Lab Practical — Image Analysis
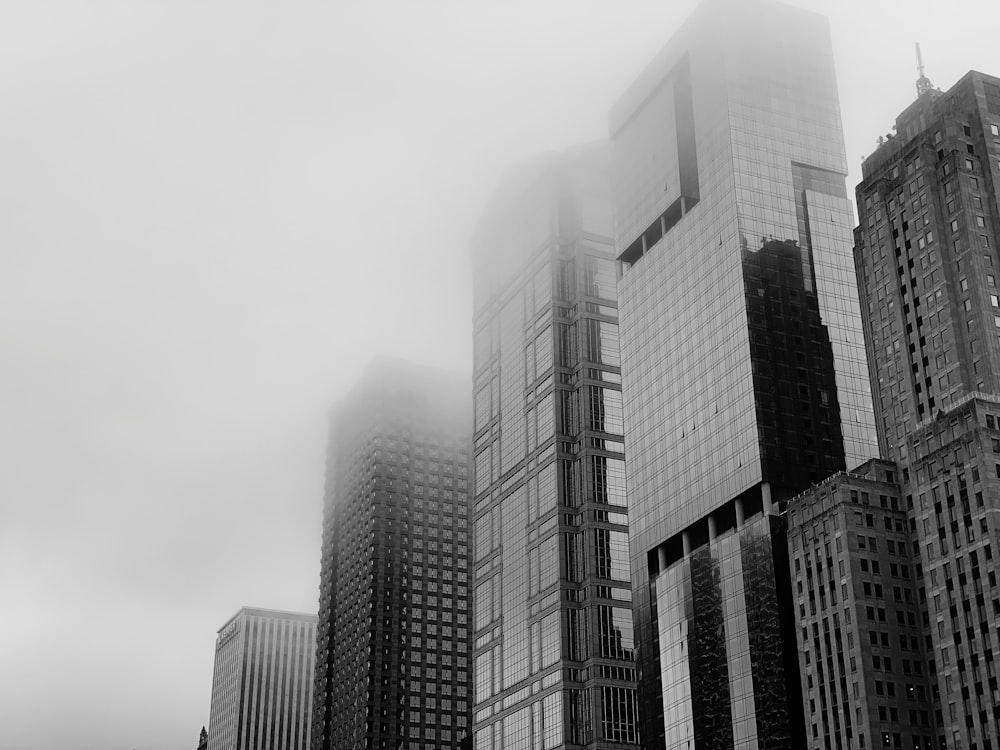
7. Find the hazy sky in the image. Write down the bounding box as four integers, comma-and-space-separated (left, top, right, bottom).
1, 2, 998, 749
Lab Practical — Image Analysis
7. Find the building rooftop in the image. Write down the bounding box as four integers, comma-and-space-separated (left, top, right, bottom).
216, 606, 318, 634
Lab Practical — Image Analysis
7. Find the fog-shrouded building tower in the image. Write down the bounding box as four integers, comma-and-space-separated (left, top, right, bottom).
470, 143, 639, 749
851, 68, 1000, 749
207, 607, 317, 750
609, 1, 878, 747
312, 360, 472, 750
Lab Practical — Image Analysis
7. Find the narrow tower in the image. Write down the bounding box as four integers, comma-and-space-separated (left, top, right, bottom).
312, 359, 472, 750
470, 143, 640, 749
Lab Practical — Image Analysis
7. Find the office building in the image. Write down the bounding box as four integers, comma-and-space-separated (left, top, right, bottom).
312, 360, 471, 750
609, 1, 877, 746
852, 68, 1000, 749
470, 143, 639, 749
855, 70, 1000, 459
207, 607, 317, 750
787, 461, 939, 749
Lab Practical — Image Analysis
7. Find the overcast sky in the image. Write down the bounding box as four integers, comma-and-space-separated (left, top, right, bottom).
1, 2, 998, 749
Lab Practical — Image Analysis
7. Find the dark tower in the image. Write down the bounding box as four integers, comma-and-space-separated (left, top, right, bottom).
853, 67, 1000, 750
312, 359, 472, 750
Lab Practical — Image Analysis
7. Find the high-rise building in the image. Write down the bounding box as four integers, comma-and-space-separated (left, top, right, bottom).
312, 360, 472, 750
207, 607, 317, 750
786, 461, 940, 749
855, 70, 1000, 458
470, 143, 639, 749
851, 68, 1000, 750
609, 1, 878, 747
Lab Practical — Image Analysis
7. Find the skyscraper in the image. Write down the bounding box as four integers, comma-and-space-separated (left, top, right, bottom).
470, 143, 639, 749
207, 607, 317, 750
609, 1, 877, 746
312, 360, 472, 750
856, 69, 1000, 459
851, 68, 1000, 750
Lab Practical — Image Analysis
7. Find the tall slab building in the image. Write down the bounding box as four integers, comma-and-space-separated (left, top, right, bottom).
312, 360, 472, 750
851, 68, 1000, 749
470, 143, 639, 749
609, 1, 877, 747
208, 607, 317, 750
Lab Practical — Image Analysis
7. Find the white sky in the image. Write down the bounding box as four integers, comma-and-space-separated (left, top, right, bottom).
1, 2, 997, 749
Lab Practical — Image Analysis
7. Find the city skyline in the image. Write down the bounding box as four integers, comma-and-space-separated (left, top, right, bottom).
4, 2, 1000, 749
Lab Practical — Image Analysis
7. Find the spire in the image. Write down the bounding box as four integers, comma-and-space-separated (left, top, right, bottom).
915, 42, 934, 97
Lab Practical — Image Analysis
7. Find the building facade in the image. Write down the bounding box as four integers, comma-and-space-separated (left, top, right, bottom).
852, 69, 1000, 750
208, 607, 317, 750
470, 143, 639, 749
787, 461, 939, 749
312, 360, 472, 750
609, 1, 878, 747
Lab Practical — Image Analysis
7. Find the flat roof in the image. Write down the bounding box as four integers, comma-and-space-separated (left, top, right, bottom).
216, 606, 318, 634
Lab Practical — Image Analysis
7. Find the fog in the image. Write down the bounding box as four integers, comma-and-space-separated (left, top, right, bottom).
1, 1, 997, 748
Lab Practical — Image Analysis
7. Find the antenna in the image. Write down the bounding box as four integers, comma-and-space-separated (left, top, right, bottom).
915, 42, 933, 97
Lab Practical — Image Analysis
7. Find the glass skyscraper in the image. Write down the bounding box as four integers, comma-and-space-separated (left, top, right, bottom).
312, 359, 472, 750
470, 143, 639, 749
610, 1, 877, 747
